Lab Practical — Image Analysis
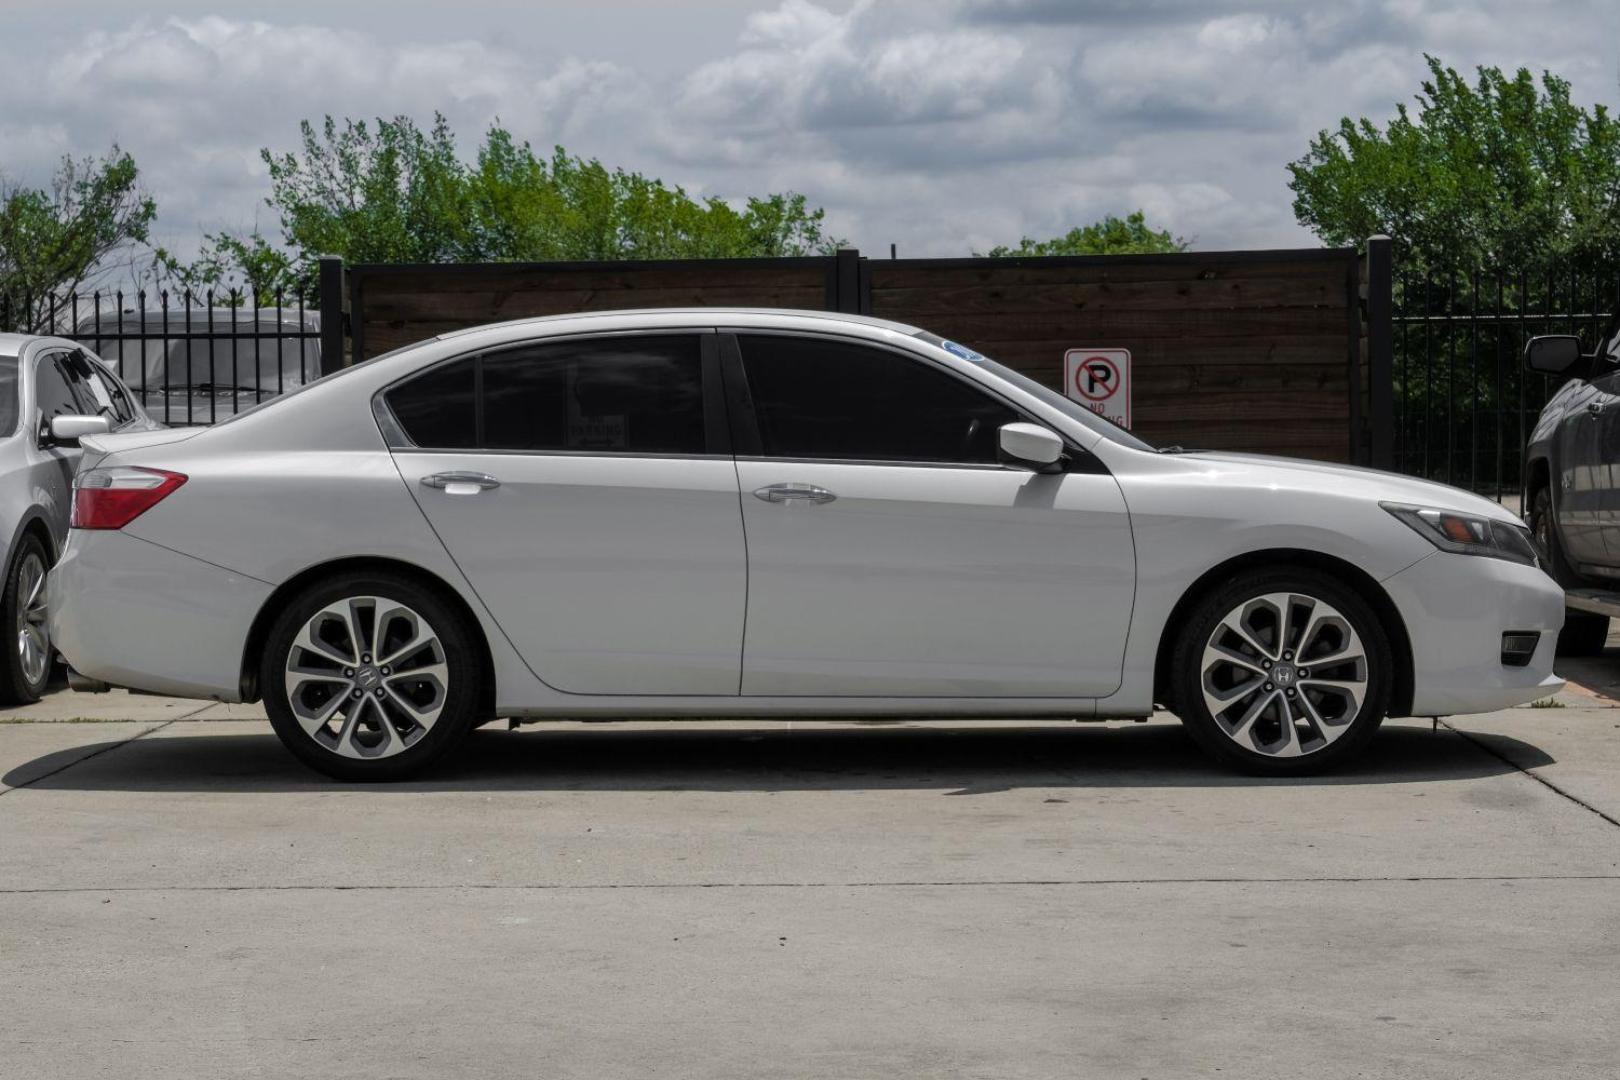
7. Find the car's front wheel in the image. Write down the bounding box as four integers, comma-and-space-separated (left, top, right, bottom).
1170, 569, 1392, 776
1528, 485, 1607, 656
0, 533, 53, 706
261, 573, 482, 781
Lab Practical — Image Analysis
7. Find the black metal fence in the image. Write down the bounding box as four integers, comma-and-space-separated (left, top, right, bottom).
0, 258, 345, 426
1367, 237, 1619, 501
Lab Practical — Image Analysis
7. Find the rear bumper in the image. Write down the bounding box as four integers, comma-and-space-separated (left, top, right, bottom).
49, 529, 271, 701
1383, 551, 1565, 715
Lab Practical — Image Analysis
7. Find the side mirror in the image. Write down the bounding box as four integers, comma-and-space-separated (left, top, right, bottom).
45, 414, 111, 448
998, 421, 1065, 471
1524, 335, 1587, 377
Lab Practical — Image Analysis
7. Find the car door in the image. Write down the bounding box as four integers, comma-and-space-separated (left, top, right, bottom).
1557, 370, 1619, 568
1587, 329, 1620, 566
727, 331, 1135, 698
385, 331, 748, 696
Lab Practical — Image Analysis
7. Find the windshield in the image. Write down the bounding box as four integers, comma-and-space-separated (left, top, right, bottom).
910, 332, 1156, 452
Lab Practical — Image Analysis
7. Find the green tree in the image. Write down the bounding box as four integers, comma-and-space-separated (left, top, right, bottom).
152, 230, 305, 301
982, 211, 1187, 257
0, 149, 156, 331
253, 115, 838, 276
1288, 55, 1620, 266
261, 114, 472, 266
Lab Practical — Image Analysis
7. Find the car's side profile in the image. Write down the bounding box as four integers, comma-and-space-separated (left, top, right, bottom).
1523, 319, 1620, 653
49, 310, 1563, 780
0, 334, 158, 703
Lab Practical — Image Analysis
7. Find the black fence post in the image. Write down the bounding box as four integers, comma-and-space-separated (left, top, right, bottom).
1365, 235, 1395, 470
318, 256, 346, 374
832, 247, 863, 314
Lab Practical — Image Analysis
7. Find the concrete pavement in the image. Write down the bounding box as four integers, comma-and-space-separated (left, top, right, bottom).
1, 684, 1617, 1077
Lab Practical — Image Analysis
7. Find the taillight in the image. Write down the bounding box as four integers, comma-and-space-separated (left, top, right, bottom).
72, 467, 188, 529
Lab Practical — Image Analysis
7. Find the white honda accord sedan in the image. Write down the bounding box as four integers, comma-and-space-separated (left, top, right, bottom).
49, 309, 1563, 780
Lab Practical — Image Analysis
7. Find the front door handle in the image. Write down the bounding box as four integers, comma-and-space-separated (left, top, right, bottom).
753, 482, 836, 505
420, 471, 501, 495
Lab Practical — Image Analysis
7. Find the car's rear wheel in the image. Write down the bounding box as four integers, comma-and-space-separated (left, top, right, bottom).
0, 534, 52, 706
261, 573, 482, 781
1170, 569, 1391, 776
1528, 485, 1608, 656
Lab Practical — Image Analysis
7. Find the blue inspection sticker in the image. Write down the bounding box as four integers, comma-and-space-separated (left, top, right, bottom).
940, 340, 985, 362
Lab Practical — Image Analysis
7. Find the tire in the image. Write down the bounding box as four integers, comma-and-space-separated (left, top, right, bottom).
0, 533, 52, 706
1556, 611, 1609, 657
1528, 485, 1609, 656
1528, 485, 1578, 584
1169, 568, 1392, 776
261, 573, 482, 781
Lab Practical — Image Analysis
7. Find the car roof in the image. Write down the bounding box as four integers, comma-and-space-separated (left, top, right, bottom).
0, 333, 81, 360
432, 307, 927, 344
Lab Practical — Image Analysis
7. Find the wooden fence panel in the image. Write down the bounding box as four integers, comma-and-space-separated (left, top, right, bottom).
867, 251, 1360, 462
352, 259, 834, 360
349, 247, 1363, 462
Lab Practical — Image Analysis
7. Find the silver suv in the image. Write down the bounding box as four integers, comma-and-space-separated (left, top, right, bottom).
1523, 318, 1620, 654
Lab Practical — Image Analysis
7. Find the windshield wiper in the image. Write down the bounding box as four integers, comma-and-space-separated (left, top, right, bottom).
153, 382, 267, 394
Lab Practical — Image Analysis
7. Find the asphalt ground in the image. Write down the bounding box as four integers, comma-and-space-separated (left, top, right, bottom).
1, 661, 1617, 1079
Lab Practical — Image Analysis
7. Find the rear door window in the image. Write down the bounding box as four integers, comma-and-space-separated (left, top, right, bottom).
385, 357, 478, 450
481, 335, 704, 454
384, 335, 707, 455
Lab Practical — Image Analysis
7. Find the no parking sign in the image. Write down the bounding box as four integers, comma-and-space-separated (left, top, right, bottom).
1063, 348, 1131, 428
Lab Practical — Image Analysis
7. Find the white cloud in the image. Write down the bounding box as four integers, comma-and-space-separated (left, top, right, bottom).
1, 0, 1617, 263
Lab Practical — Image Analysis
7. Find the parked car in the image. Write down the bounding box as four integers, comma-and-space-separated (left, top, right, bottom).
1522, 319, 1620, 654
50, 310, 1562, 780
0, 334, 159, 703
73, 306, 321, 425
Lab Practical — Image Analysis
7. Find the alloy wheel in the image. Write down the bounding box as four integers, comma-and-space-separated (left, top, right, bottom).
283, 596, 450, 759
15, 552, 48, 688
1531, 491, 1551, 553
1199, 591, 1369, 758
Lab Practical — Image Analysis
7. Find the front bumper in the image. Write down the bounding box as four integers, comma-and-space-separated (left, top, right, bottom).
49, 529, 272, 701
1382, 550, 1564, 716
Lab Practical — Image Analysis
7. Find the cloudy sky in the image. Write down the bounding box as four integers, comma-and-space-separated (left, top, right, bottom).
3, 0, 1618, 261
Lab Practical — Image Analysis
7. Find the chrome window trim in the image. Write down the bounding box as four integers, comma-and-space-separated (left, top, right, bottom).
387, 446, 734, 462
734, 454, 1022, 472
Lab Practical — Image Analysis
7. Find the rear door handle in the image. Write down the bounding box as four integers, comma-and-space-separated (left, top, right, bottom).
753, 482, 836, 505
420, 471, 501, 495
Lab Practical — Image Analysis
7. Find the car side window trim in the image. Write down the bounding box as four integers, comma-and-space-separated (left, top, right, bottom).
375, 328, 729, 458
716, 329, 1108, 475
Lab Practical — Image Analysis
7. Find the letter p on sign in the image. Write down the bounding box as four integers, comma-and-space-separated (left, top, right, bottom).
1063, 348, 1131, 428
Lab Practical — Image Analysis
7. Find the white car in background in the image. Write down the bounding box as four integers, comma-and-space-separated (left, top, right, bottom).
49, 309, 1562, 780
74, 305, 320, 424
0, 335, 157, 703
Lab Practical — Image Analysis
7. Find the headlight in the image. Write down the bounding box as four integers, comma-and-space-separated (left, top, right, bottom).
1381, 502, 1540, 566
